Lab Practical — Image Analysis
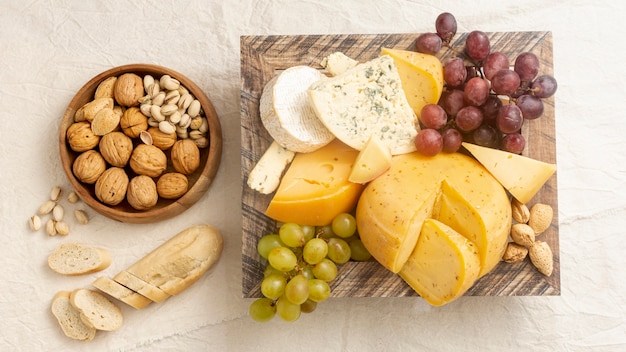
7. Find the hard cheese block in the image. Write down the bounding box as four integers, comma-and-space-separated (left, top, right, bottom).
357, 152, 511, 277
308, 55, 418, 155
462, 142, 557, 204
399, 218, 481, 307
265, 139, 364, 226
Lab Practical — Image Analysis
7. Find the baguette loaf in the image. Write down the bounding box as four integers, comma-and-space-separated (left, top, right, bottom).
50, 291, 96, 341
48, 242, 111, 275
92, 276, 152, 310
113, 270, 170, 303
69, 289, 123, 331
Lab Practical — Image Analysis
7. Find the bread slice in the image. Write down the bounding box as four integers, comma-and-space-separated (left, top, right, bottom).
92, 276, 152, 310
69, 289, 123, 331
51, 291, 97, 341
113, 270, 170, 303
48, 243, 111, 275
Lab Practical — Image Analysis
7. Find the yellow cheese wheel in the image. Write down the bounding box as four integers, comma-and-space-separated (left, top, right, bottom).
356, 152, 511, 277
265, 139, 364, 226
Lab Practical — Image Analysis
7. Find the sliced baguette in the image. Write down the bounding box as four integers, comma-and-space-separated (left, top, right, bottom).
92, 276, 152, 310
69, 289, 123, 331
113, 270, 170, 303
51, 291, 96, 341
48, 242, 111, 275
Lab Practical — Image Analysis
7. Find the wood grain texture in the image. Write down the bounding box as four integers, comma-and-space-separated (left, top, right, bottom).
240, 32, 559, 298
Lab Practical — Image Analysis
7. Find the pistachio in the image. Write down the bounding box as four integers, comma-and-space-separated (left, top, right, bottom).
187, 99, 201, 118
158, 120, 176, 135
45, 219, 57, 236
147, 117, 160, 127
50, 186, 62, 202
148, 82, 161, 99
67, 191, 79, 204
150, 105, 165, 122
140, 130, 153, 145
152, 91, 166, 106
177, 93, 193, 110
55, 221, 70, 236
74, 209, 89, 225
29, 215, 42, 231
189, 130, 204, 140
143, 75, 155, 92
164, 90, 180, 105
160, 103, 178, 117
194, 137, 209, 149
179, 113, 191, 129
160, 75, 180, 91
198, 117, 209, 133
140, 103, 152, 117
189, 116, 203, 130
169, 111, 182, 125
38, 200, 57, 215
52, 204, 65, 222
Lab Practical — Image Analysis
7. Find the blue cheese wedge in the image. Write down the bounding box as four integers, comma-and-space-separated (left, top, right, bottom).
308, 55, 418, 155
259, 66, 335, 153
321, 52, 359, 76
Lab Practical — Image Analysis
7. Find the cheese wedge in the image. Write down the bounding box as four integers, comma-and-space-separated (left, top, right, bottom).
260, 66, 334, 153
381, 47, 444, 102
308, 55, 418, 155
462, 142, 556, 204
349, 135, 392, 184
399, 219, 481, 306
265, 139, 364, 226
320, 52, 359, 76
247, 141, 296, 194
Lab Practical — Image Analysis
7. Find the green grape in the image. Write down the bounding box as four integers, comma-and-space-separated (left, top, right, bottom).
249, 298, 276, 322
261, 273, 287, 299
279, 222, 306, 247
284, 274, 309, 305
263, 264, 287, 278
276, 295, 301, 322
326, 237, 351, 264
257, 234, 283, 259
316, 224, 336, 240
312, 258, 338, 282
302, 225, 316, 243
268, 246, 297, 272
331, 213, 357, 238
303, 238, 328, 265
300, 299, 318, 314
349, 239, 372, 261
308, 279, 331, 302
301, 264, 315, 280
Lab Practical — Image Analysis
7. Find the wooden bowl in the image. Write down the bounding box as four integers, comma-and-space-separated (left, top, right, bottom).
59, 64, 222, 224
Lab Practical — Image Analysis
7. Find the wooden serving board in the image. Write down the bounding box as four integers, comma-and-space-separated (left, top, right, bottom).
240, 32, 559, 298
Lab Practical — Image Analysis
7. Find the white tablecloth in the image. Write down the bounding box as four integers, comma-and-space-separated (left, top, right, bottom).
1, 1, 625, 351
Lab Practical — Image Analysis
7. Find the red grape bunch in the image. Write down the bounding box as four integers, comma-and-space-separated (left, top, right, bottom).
413, 12, 558, 156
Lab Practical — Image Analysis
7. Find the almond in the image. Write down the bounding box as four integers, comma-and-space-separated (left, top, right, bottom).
529, 241, 553, 276
502, 242, 528, 263
510, 223, 535, 248
511, 198, 530, 223
528, 203, 553, 235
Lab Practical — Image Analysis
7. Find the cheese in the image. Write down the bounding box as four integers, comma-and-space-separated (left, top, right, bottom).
260, 66, 335, 153
320, 52, 359, 76
247, 141, 296, 194
399, 219, 481, 307
380, 48, 443, 118
265, 139, 364, 226
348, 135, 392, 184
308, 55, 418, 155
356, 152, 511, 276
462, 142, 557, 204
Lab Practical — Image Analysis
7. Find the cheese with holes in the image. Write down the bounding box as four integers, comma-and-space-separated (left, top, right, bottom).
462, 142, 556, 204
247, 141, 295, 194
308, 55, 418, 155
349, 135, 393, 184
399, 218, 481, 306
265, 139, 364, 226
260, 66, 334, 153
356, 152, 511, 277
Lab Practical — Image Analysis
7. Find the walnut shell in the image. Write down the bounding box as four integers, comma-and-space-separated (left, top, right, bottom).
126, 175, 158, 210
95, 167, 129, 206
170, 139, 200, 175
120, 107, 148, 138
156, 172, 188, 199
72, 150, 106, 184
147, 126, 177, 150
129, 144, 167, 178
99, 131, 133, 167
66, 121, 100, 152
114, 73, 144, 107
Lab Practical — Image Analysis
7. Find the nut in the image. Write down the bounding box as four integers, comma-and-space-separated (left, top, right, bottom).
72, 150, 107, 184
74, 97, 114, 123
55, 221, 70, 236
193, 137, 209, 149
99, 131, 133, 167
67, 191, 79, 203
66, 121, 100, 152
126, 175, 159, 210
52, 204, 64, 222
45, 219, 57, 236
90, 107, 121, 136
502, 242, 528, 263
510, 223, 535, 248
143, 75, 155, 93
74, 209, 89, 224
511, 198, 530, 223
139, 130, 153, 145
95, 167, 129, 206
157, 172, 189, 199
50, 186, 62, 202
120, 107, 148, 138
528, 203, 553, 235
147, 126, 176, 150
29, 215, 42, 231
171, 139, 200, 175
129, 144, 167, 178
158, 120, 176, 134
114, 73, 144, 107
38, 200, 57, 215
94, 76, 118, 100
187, 99, 201, 117
528, 241, 553, 276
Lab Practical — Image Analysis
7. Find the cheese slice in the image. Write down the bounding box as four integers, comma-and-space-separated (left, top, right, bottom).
320, 52, 359, 76
462, 142, 556, 204
247, 141, 296, 194
348, 135, 393, 184
265, 139, 364, 226
308, 55, 418, 155
260, 66, 334, 153
381, 47, 444, 101
399, 219, 481, 307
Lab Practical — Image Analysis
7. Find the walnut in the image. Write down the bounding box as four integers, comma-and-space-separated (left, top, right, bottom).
114, 73, 144, 107
170, 139, 200, 175
95, 167, 129, 206
99, 131, 133, 167
147, 126, 177, 150
156, 172, 188, 199
126, 175, 158, 210
129, 144, 167, 178
120, 107, 148, 138
66, 121, 100, 152
72, 150, 106, 184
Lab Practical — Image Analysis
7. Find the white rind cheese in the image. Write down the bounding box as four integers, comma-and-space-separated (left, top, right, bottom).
259, 66, 335, 153
308, 55, 418, 155
247, 141, 296, 194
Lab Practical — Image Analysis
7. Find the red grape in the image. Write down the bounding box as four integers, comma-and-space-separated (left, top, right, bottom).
441, 89, 466, 116
481, 95, 502, 125
472, 124, 499, 148
501, 133, 526, 154
420, 104, 448, 129
483, 52, 509, 80
435, 12, 457, 43
443, 58, 467, 88
415, 33, 442, 55
514, 52, 539, 82
441, 128, 462, 153
496, 104, 523, 133
491, 69, 521, 96
531, 75, 558, 98
464, 77, 489, 106
465, 31, 490, 61
415, 129, 443, 156
455, 106, 484, 132
516, 94, 544, 120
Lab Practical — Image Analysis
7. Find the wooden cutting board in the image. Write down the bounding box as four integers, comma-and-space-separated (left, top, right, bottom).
240, 32, 559, 298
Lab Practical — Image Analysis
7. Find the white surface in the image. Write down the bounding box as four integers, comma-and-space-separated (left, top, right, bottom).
1, 0, 625, 351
